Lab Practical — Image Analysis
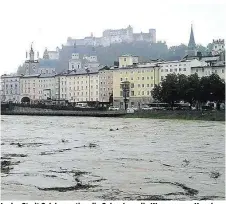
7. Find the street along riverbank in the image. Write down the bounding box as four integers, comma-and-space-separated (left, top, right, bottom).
123, 110, 225, 121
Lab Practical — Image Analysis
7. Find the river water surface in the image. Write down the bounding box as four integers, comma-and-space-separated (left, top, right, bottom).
1, 115, 225, 200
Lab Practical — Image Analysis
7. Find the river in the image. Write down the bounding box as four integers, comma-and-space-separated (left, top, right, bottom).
1, 115, 225, 200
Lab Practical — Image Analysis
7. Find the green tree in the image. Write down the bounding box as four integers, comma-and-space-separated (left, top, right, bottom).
208, 74, 225, 109
177, 74, 189, 102
151, 84, 163, 102
160, 74, 180, 107
184, 73, 200, 109
199, 76, 211, 106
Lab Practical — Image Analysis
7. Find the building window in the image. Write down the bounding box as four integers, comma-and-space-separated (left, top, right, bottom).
161, 76, 164, 80
222, 69, 224, 73
131, 91, 134, 96
170, 69, 173, 72
183, 68, 186, 71
131, 77, 133, 80
179, 68, 182, 71
215, 70, 217, 73
147, 91, 149, 95
202, 68, 204, 72
124, 58, 126, 61
131, 83, 134, 88
142, 77, 144, 80
137, 77, 140, 80
174, 68, 177, 72
142, 84, 144, 87
147, 84, 149, 87
165, 69, 168, 72
161, 69, 164, 72
147, 77, 149, 80
138, 84, 140, 88
142, 91, 144, 95
196, 69, 198, 72
138, 91, 140, 95
151, 76, 153, 79
120, 78, 123, 81
151, 84, 154, 87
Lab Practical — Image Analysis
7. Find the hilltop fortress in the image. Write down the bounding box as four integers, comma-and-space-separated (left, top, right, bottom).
66, 25, 156, 47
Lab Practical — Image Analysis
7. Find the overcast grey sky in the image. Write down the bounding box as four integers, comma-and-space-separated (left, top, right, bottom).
0, 0, 225, 75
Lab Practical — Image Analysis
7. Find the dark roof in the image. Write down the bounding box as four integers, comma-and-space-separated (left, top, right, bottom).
39, 73, 57, 78
191, 65, 225, 68
21, 74, 40, 78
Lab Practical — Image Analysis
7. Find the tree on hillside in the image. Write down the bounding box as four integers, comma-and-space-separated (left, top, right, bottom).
196, 44, 208, 55
167, 44, 187, 60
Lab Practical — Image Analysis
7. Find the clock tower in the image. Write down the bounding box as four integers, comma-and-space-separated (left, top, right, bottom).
24, 43, 39, 75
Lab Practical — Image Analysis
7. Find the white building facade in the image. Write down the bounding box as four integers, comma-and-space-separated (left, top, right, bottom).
99, 68, 113, 102
158, 59, 207, 81
20, 74, 40, 102
1, 75, 21, 102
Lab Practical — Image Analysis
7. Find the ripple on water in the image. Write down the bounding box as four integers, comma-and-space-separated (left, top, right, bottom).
1, 116, 225, 200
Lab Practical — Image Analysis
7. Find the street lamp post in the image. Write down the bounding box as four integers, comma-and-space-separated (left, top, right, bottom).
121, 81, 130, 110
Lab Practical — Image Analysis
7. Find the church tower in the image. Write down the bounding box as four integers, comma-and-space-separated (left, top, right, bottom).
24, 43, 39, 75
186, 24, 197, 56
29, 44, 35, 61
43, 47, 49, 59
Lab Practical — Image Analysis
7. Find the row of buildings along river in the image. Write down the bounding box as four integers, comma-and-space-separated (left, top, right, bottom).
1, 26, 225, 109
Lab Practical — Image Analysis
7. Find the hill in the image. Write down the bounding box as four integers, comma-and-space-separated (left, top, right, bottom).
17, 42, 211, 74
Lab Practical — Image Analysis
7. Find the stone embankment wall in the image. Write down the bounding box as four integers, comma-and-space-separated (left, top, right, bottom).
2, 106, 126, 117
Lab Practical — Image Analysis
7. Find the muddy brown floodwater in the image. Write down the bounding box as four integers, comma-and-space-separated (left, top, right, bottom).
1, 115, 225, 200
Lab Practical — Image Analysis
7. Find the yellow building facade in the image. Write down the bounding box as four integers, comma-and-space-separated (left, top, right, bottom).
119, 55, 139, 68
113, 66, 160, 108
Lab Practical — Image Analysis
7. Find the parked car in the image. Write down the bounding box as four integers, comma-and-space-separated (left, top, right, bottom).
127, 108, 135, 114
141, 106, 153, 110
202, 105, 213, 111
109, 106, 120, 111
131, 106, 138, 111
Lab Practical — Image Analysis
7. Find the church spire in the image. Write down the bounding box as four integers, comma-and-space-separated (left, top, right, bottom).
185, 24, 197, 57
29, 42, 34, 61
188, 24, 196, 49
